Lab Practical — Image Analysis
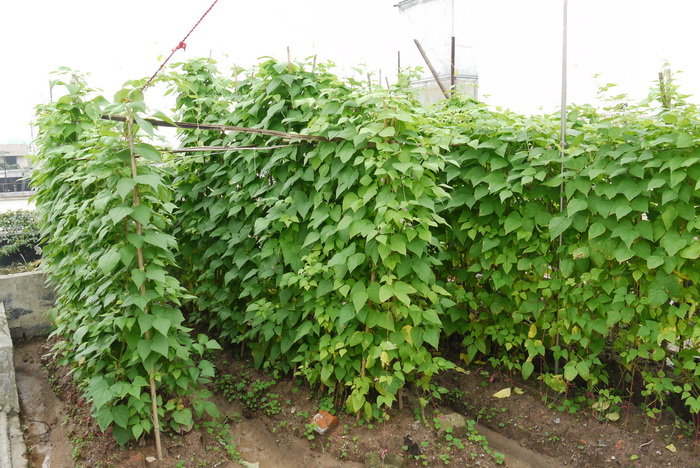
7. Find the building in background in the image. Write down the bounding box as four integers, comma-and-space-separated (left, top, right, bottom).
0, 144, 33, 194
395, 0, 478, 104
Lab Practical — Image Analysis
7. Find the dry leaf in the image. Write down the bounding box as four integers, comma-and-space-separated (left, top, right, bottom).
493, 388, 512, 398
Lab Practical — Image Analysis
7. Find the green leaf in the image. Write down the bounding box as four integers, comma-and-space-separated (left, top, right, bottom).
89, 378, 113, 409
390, 236, 407, 255
549, 216, 572, 240
99, 248, 121, 275
152, 317, 171, 336
680, 243, 700, 259
521, 361, 534, 380
393, 281, 415, 305
423, 328, 439, 349
146, 266, 167, 284
172, 408, 193, 427
676, 132, 694, 148
504, 216, 522, 234
353, 290, 368, 313
614, 246, 634, 262
151, 333, 170, 357
379, 284, 393, 303
564, 364, 578, 381
337, 142, 355, 163
379, 126, 395, 138
339, 305, 355, 327
108, 206, 133, 224
137, 339, 151, 360
567, 198, 588, 217
647, 256, 665, 269
116, 178, 136, 199
132, 422, 144, 440
134, 173, 161, 190
130, 205, 151, 225
135, 144, 162, 162
112, 405, 129, 428
138, 314, 155, 335
661, 232, 686, 256
649, 288, 668, 307
588, 222, 605, 239
143, 232, 174, 250
560, 259, 574, 277
347, 253, 366, 273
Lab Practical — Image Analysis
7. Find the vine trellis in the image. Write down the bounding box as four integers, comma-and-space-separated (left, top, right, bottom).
33, 58, 700, 446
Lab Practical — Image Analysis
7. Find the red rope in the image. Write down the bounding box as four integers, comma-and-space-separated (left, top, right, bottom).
141, 0, 220, 92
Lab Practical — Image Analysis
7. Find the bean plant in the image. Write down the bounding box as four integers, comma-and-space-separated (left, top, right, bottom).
32, 60, 700, 446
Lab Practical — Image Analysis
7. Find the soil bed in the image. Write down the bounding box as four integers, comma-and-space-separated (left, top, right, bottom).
14, 336, 700, 467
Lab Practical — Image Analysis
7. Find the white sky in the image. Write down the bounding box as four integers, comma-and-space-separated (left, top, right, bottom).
2, 0, 699, 145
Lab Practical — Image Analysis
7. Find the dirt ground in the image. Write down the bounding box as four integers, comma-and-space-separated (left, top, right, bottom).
13, 336, 700, 468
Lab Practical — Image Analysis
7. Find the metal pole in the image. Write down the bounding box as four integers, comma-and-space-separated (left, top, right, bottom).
397, 51, 401, 79
414, 39, 450, 100
554, 0, 568, 377
450, 36, 456, 94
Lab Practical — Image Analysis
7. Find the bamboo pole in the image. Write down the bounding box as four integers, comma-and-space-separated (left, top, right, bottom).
102, 115, 329, 142
126, 110, 163, 460
554, 0, 568, 377
413, 39, 450, 100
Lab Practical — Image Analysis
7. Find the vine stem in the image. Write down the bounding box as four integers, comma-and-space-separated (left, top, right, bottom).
127, 109, 163, 460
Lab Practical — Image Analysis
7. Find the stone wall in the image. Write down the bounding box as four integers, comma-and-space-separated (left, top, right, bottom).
0, 271, 53, 338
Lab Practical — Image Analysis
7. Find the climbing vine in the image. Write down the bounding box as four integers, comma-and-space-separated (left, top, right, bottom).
33, 72, 219, 446
33, 59, 700, 446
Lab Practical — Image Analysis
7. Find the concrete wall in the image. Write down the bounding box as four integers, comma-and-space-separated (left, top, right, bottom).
0, 271, 53, 338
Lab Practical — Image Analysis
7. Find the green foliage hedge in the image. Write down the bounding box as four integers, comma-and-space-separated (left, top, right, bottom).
33, 59, 700, 444
0, 209, 40, 260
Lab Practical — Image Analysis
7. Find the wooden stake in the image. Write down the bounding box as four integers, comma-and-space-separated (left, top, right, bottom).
127, 111, 163, 461
287, 47, 292, 72
312, 54, 317, 72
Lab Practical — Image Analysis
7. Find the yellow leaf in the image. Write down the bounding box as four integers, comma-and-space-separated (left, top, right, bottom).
528, 323, 538, 338
402, 325, 414, 346
493, 388, 512, 399
513, 387, 524, 395
380, 351, 390, 368
665, 443, 677, 453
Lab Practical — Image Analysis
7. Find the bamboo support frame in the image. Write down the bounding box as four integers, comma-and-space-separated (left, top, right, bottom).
102, 115, 329, 142
413, 39, 450, 100
555, 0, 568, 377
126, 111, 163, 460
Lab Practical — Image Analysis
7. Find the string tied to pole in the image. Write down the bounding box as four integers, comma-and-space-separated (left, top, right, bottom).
140, 0, 220, 92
